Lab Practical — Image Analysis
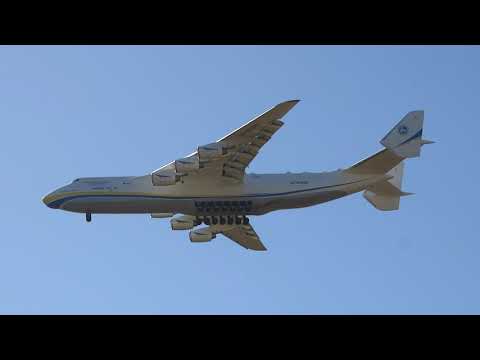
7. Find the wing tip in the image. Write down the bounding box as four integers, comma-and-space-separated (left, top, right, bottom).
275, 99, 301, 112
251, 242, 268, 251
285, 99, 301, 104
276, 99, 301, 107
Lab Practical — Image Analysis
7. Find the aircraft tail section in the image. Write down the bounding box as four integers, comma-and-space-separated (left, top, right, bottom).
348, 110, 433, 174
346, 110, 433, 211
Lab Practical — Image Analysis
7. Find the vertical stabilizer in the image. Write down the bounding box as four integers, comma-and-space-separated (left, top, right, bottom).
381, 110, 426, 158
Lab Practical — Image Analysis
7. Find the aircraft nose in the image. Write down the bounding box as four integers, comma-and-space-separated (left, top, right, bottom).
42, 193, 58, 209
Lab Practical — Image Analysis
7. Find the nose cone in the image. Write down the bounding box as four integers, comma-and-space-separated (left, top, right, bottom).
42, 193, 59, 209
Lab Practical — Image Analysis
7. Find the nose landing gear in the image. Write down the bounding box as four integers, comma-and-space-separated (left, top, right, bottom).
86, 212, 92, 222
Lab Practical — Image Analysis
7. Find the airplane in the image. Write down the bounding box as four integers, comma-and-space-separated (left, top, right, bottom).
42, 100, 433, 251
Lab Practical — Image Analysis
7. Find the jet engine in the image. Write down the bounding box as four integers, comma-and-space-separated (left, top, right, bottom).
189, 227, 216, 242
170, 215, 196, 230
175, 156, 200, 173
151, 171, 178, 186
198, 142, 229, 160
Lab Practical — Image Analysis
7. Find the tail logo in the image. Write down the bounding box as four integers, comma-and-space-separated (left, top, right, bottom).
398, 125, 409, 135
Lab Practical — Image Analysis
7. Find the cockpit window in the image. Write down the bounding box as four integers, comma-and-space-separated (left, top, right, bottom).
73, 178, 80, 182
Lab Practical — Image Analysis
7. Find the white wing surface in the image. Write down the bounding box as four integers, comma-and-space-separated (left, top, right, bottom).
152, 100, 300, 182
221, 223, 266, 251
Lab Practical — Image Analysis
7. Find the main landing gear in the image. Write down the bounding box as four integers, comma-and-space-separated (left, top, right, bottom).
198, 215, 249, 226
86, 212, 92, 222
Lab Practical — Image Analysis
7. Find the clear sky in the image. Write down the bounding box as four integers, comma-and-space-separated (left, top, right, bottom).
1, 45, 479, 314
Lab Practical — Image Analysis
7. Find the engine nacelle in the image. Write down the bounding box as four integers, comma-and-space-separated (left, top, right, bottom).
189, 227, 215, 242
175, 156, 200, 173
170, 215, 195, 230
151, 171, 178, 186
197, 142, 229, 160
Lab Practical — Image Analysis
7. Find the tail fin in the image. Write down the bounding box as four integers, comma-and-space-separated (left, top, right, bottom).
363, 162, 414, 211
380, 110, 432, 158
348, 110, 433, 174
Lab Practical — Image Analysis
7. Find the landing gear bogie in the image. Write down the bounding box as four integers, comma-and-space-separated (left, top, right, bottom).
198, 215, 249, 226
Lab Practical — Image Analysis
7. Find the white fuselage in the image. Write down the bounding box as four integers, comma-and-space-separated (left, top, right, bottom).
42, 170, 387, 216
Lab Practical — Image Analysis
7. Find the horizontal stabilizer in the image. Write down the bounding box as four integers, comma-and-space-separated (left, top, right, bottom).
363, 191, 401, 211
370, 179, 412, 197
363, 162, 412, 211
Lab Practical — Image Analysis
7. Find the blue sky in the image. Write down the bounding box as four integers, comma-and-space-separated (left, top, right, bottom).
1, 45, 479, 314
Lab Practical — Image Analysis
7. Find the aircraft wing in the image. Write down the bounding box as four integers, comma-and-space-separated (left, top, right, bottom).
152, 100, 300, 182
221, 223, 267, 251
192, 222, 266, 251
214, 99, 299, 180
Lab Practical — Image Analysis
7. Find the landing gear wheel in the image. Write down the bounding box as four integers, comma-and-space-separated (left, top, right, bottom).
219, 216, 226, 225
212, 216, 218, 225
242, 216, 249, 225
86, 212, 92, 222
204, 217, 211, 225
235, 216, 242, 225
227, 216, 234, 225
